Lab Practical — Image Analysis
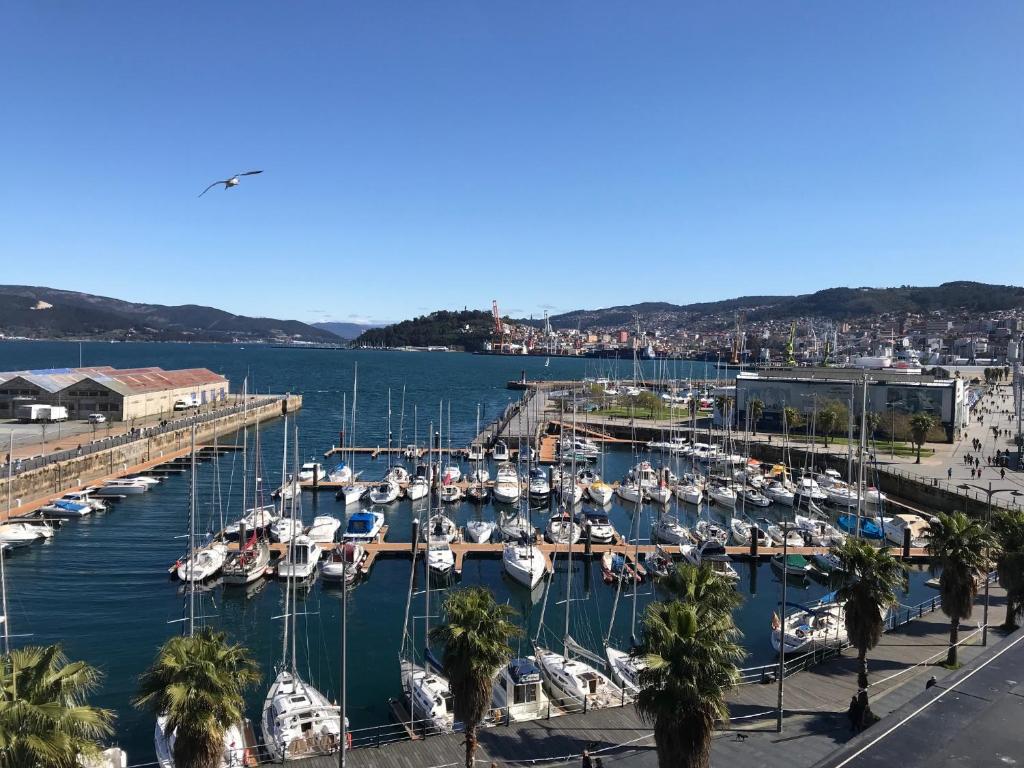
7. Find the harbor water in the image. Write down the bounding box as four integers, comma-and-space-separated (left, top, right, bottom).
0, 342, 937, 759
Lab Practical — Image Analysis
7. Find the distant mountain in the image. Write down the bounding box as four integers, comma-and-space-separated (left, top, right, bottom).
0, 285, 339, 343
311, 321, 383, 340
546, 282, 1024, 328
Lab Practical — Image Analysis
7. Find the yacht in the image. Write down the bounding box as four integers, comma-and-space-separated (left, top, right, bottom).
556, 479, 583, 507
528, 468, 551, 498
491, 441, 510, 462
321, 542, 364, 584
440, 464, 461, 484
40, 498, 92, 518
729, 516, 769, 548
497, 511, 534, 542
707, 484, 737, 509
270, 517, 304, 544
424, 514, 459, 544
837, 513, 884, 540
427, 539, 456, 577
326, 462, 353, 484
342, 510, 385, 543
535, 648, 625, 710
306, 515, 341, 545
406, 476, 429, 501
276, 535, 321, 580
262, 670, 341, 760
673, 483, 703, 506
615, 481, 644, 505
502, 539, 547, 588
95, 479, 149, 496
175, 542, 227, 582
545, 511, 581, 545
693, 519, 729, 546
761, 519, 805, 548
0, 522, 49, 546
587, 480, 614, 505
628, 461, 661, 491
492, 464, 521, 504
368, 480, 401, 505
466, 481, 490, 505
739, 486, 770, 507
604, 647, 643, 697
681, 540, 739, 581
224, 505, 277, 539
883, 513, 930, 548
492, 658, 550, 721
465, 518, 495, 543
652, 515, 690, 545
794, 513, 845, 547
469, 467, 491, 484
764, 481, 795, 506
335, 484, 366, 506
794, 477, 829, 506
647, 484, 672, 505
297, 462, 325, 483
576, 509, 617, 544
770, 553, 815, 578
402, 662, 455, 733
438, 483, 463, 504
221, 536, 271, 585
558, 437, 601, 460
771, 598, 847, 654
467, 442, 486, 462
575, 468, 597, 487
154, 716, 249, 768
54, 490, 106, 511
386, 466, 411, 485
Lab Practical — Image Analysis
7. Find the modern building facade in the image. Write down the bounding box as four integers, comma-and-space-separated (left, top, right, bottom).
734, 367, 966, 442
0, 366, 229, 422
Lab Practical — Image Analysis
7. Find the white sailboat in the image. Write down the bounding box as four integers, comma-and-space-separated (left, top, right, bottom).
306, 515, 341, 545
502, 538, 547, 588
222, 415, 272, 586
492, 463, 521, 504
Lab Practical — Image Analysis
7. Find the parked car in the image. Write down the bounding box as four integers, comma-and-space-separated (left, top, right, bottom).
87, 413, 107, 424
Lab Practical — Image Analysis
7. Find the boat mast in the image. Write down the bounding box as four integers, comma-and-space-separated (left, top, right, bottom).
398, 385, 406, 456
188, 423, 197, 634
2, 433, 12, 656
240, 378, 249, 556
350, 364, 358, 472
279, 416, 291, 668
289, 423, 300, 674
855, 373, 869, 538
386, 389, 392, 472
563, 407, 577, 658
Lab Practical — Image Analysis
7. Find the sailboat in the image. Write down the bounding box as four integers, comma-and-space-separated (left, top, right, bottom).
222, 410, 272, 586
261, 440, 341, 758
336, 365, 365, 506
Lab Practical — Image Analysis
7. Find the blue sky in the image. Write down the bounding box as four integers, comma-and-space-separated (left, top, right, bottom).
1, 2, 1021, 325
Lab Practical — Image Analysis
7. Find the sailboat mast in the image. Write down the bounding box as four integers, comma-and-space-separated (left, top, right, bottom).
240, 379, 249, 550
290, 424, 300, 673
280, 416, 291, 666
563, 409, 577, 656
855, 373, 869, 538
188, 424, 197, 635
350, 364, 358, 470
398, 385, 406, 453
425, 417, 436, 656
387, 389, 393, 471
2, 433, 12, 656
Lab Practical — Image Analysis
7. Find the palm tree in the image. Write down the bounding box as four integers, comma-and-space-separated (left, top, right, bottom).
993, 510, 1024, 630
634, 564, 744, 768
783, 406, 803, 431
816, 404, 840, 448
134, 628, 260, 768
748, 399, 764, 435
909, 412, 935, 464
926, 512, 997, 667
0, 644, 115, 767
429, 587, 522, 768
831, 539, 906, 723
662, 560, 744, 617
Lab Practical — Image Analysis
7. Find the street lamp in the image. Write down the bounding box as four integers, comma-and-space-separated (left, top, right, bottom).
956, 482, 1023, 645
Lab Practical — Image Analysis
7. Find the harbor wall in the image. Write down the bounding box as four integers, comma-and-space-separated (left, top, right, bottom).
1, 394, 301, 514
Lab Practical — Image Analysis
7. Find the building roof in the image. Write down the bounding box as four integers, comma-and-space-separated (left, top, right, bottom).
0, 366, 227, 396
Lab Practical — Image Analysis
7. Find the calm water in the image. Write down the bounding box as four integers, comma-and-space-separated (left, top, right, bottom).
0, 342, 933, 758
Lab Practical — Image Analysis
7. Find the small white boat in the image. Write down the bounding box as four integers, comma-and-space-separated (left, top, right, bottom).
730, 516, 769, 547
438, 484, 463, 504
693, 519, 729, 546
221, 537, 271, 585
673, 483, 703, 505
297, 462, 325, 483
440, 464, 461, 484
306, 515, 341, 545
326, 462, 353, 484
465, 519, 495, 543
545, 512, 581, 545
763, 520, 805, 548
402, 661, 455, 733
277, 535, 321, 580
862, 486, 887, 512
321, 542, 364, 584
740, 487, 771, 507
535, 648, 625, 709
386, 466, 411, 485
794, 477, 829, 506
557, 480, 583, 506
498, 512, 533, 541
883, 513, 930, 548
470, 467, 490, 484
406, 476, 429, 501
55, 490, 106, 511
771, 553, 815, 578
764, 481, 796, 507
492, 464, 521, 505
0, 522, 49, 545
616, 481, 643, 505
681, 540, 739, 581
176, 542, 228, 582
605, 647, 643, 697
368, 480, 400, 505
493, 658, 550, 721
576, 509, 617, 544
335, 485, 365, 506
502, 541, 547, 588
424, 514, 459, 544
224, 505, 277, 539
587, 480, 614, 505
95, 479, 149, 496
771, 599, 847, 654
427, 539, 456, 577
707, 484, 737, 509
491, 441, 510, 462
39, 499, 92, 518
154, 715, 249, 768
261, 670, 341, 760
647, 484, 672, 505
270, 517, 304, 544
794, 514, 846, 547
343, 510, 385, 542
528, 468, 551, 497
652, 515, 690, 545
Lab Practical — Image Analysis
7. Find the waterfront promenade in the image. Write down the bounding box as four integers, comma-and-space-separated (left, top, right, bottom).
293, 587, 1011, 768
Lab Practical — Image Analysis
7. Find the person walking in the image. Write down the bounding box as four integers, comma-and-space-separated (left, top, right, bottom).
948, 467, 952, 480
582, 749, 593, 768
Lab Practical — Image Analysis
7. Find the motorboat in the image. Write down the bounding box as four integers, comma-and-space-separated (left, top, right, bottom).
673, 483, 703, 505
404, 444, 420, 460
794, 514, 846, 547
558, 437, 601, 460
764, 481, 795, 507
466, 482, 490, 505
730, 516, 769, 547
39, 499, 92, 518
402, 661, 455, 733
770, 553, 815, 578
883, 513, 930, 548
439, 483, 463, 504
465, 518, 495, 543
652, 515, 690, 545
681, 540, 739, 581
54, 490, 106, 511
270, 517, 304, 544
175, 542, 227, 582
440, 464, 461, 484
824, 483, 859, 509
734, 468, 765, 488
740, 486, 771, 507
862, 486, 887, 512
326, 462, 353, 484
535, 648, 625, 709
224, 505, 277, 539
492, 464, 521, 504
587, 480, 614, 505
693, 519, 729, 546
368, 480, 400, 505
297, 462, 325, 483
277, 535, 322, 580
275, 478, 300, 501
492, 658, 550, 721
406, 476, 429, 501
469, 467, 490, 484
605, 647, 644, 697
707, 484, 737, 509
342, 510, 385, 543
427, 539, 456, 577
95, 479, 149, 496
335, 485, 366, 506
503, 540, 547, 588
491, 441, 510, 462
124, 474, 161, 487
0, 522, 49, 546
221, 535, 271, 585
557, 479, 583, 507
628, 461, 661, 490
794, 477, 829, 506
528, 468, 551, 498
837, 513, 884, 540
262, 670, 341, 760
811, 551, 845, 574
386, 466, 411, 485
321, 542, 364, 584
467, 442, 486, 461
154, 715, 249, 768
306, 515, 341, 545
576, 468, 598, 487
762, 519, 805, 548
545, 511, 581, 545
498, 512, 533, 541
771, 596, 847, 654
424, 514, 459, 544
576, 509, 617, 544
601, 551, 641, 584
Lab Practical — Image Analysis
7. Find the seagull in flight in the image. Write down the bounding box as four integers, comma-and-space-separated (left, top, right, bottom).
199, 170, 263, 197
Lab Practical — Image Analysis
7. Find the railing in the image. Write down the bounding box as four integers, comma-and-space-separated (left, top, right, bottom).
1, 395, 288, 475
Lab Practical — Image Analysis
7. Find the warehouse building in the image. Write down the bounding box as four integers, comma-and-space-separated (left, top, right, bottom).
734, 367, 967, 442
0, 366, 229, 422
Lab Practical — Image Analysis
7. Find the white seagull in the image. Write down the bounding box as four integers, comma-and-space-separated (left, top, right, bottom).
199, 170, 263, 197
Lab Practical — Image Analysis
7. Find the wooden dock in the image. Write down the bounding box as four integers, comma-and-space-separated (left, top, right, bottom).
322, 446, 425, 459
